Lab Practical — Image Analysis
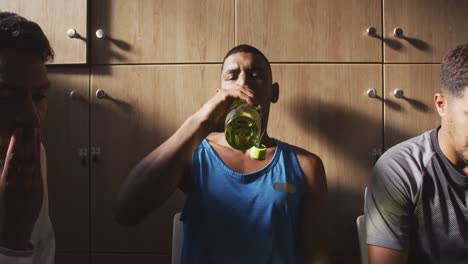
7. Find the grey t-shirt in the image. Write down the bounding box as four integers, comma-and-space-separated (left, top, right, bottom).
365, 128, 468, 263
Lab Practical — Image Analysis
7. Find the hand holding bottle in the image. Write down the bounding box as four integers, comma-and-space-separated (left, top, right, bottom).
224, 99, 262, 150
194, 84, 256, 134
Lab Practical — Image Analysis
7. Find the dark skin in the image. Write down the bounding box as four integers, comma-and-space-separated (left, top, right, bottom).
0, 50, 50, 250
115, 52, 329, 263
368, 87, 468, 263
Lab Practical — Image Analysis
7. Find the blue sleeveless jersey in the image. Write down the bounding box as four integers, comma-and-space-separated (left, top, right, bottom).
181, 138, 305, 264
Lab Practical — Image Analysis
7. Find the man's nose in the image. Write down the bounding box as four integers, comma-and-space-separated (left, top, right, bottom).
236, 72, 248, 86
16, 93, 40, 128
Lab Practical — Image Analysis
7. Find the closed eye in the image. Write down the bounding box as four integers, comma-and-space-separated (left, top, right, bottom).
32, 84, 49, 102
225, 75, 238, 81
32, 93, 46, 102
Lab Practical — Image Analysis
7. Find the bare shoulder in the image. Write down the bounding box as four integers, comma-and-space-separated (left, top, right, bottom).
290, 145, 326, 189
290, 145, 324, 175
205, 132, 225, 145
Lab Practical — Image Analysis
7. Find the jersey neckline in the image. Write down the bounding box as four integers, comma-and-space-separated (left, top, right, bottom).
201, 138, 283, 182
431, 127, 468, 187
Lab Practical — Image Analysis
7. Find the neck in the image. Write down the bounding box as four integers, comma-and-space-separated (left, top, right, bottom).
215, 130, 276, 153
259, 132, 275, 148
438, 127, 468, 176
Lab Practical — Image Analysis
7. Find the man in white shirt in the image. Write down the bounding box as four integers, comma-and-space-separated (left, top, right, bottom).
0, 11, 55, 264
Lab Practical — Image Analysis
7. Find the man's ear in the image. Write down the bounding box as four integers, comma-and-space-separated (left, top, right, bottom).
434, 92, 447, 117
271, 82, 279, 103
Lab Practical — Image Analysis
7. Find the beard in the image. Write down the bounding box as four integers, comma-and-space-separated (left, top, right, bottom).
455, 149, 468, 166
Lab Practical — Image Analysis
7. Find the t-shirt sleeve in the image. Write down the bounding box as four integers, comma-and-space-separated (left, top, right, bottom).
365, 151, 416, 251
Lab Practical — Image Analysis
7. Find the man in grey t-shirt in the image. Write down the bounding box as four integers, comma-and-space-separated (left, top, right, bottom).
365, 43, 468, 264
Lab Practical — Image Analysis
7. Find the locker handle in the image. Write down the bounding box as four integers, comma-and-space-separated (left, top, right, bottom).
366, 27, 377, 37
96, 29, 105, 39
67, 28, 78, 38
393, 27, 404, 38
393, 88, 404, 99
96, 89, 108, 100
367, 88, 377, 98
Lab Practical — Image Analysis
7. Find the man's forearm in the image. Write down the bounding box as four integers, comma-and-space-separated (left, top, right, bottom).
368, 245, 408, 264
113, 112, 211, 226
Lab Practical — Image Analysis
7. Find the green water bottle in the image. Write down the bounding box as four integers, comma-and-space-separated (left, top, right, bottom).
224, 99, 262, 151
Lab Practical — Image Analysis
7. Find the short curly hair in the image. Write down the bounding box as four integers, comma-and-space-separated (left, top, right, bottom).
440, 43, 468, 97
0, 11, 54, 62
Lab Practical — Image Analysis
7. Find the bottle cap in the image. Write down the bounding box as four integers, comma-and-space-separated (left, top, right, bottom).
250, 144, 266, 160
